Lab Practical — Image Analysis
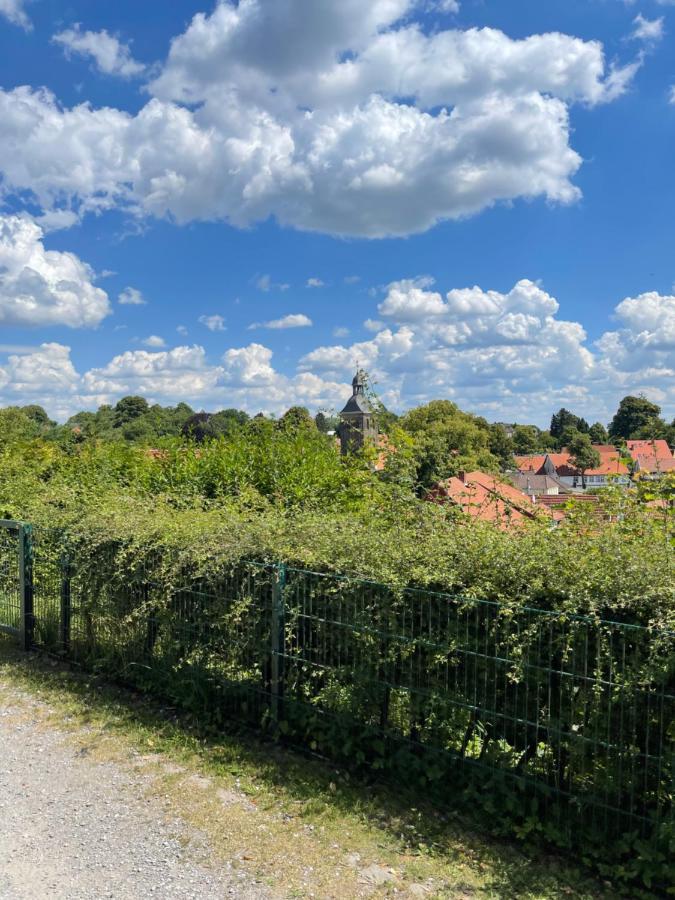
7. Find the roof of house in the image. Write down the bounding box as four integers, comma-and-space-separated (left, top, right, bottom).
510, 473, 567, 493
427, 471, 556, 528
513, 454, 549, 473
515, 447, 629, 478
555, 454, 629, 477
535, 494, 602, 518
626, 439, 673, 461
634, 454, 675, 473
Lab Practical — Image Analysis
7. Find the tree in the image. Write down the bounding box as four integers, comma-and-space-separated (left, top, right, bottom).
401, 400, 499, 488
0, 407, 41, 443
209, 409, 249, 437
567, 434, 601, 489
550, 408, 589, 448
559, 426, 582, 450
278, 406, 316, 432
487, 423, 515, 470
113, 396, 149, 428
512, 425, 541, 455
609, 396, 661, 440
314, 412, 329, 433
182, 412, 214, 443
588, 422, 609, 445
21, 405, 55, 432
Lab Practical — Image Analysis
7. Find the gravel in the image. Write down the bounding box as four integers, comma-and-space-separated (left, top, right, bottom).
0, 700, 269, 899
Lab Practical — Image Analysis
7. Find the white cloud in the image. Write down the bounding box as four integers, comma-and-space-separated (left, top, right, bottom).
176, 324, 188, 336
142, 335, 166, 348
0, 214, 111, 327
307, 278, 324, 288
249, 313, 313, 330
631, 14, 664, 43
255, 274, 290, 292
118, 287, 146, 306
431, 0, 460, 11
596, 292, 675, 374
199, 314, 226, 332
364, 318, 385, 332
52, 26, 146, 78
333, 326, 350, 338
0, 3, 640, 238
82, 345, 220, 399
0, 0, 31, 30
2, 281, 672, 423
300, 278, 674, 424
0, 343, 79, 419
220, 343, 348, 412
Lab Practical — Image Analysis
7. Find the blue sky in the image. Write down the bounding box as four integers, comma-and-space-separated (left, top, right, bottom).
0, 0, 673, 425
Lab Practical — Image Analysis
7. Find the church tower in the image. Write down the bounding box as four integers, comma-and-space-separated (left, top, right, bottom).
339, 369, 378, 455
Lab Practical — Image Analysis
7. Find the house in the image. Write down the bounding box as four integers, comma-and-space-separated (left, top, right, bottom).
633, 455, 675, 477
514, 447, 630, 490
625, 439, 673, 462
427, 470, 560, 528
509, 472, 567, 496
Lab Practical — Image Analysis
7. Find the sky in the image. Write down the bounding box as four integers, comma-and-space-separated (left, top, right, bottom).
0, 0, 674, 426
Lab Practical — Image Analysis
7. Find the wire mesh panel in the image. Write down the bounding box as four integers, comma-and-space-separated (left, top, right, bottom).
0, 521, 21, 640
31, 526, 67, 653
14, 527, 675, 873
279, 569, 674, 853
56, 542, 278, 728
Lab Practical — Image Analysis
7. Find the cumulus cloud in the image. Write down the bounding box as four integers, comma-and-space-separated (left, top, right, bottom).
2, 281, 672, 423
80, 342, 348, 417
249, 313, 313, 330
118, 287, 145, 306
0, 214, 110, 327
142, 335, 166, 348
596, 292, 675, 370
0, 343, 79, 419
306, 278, 324, 288
82, 345, 222, 402
0, 0, 31, 30
300, 278, 673, 423
631, 14, 664, 43
198, 314, 226, 332
52, 26, 146, 78
0, 2, 641, 237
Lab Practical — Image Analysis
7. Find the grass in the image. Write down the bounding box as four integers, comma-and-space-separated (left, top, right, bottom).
0, 637, 620, 900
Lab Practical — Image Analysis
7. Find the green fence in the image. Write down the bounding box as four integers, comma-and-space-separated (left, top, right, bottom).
1, 521, 673, 885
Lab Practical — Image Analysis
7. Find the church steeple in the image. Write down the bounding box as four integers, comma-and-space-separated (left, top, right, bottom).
339, 368, 378, 455
352, 369, 366, 395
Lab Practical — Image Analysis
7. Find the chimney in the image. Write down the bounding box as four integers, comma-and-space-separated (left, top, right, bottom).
457, 470, 466, 484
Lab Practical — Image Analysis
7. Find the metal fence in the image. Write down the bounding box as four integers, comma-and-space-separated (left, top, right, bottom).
0, 520, 673, 865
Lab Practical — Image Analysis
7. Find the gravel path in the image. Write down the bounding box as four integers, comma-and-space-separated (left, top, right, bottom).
0, 698, 269, 900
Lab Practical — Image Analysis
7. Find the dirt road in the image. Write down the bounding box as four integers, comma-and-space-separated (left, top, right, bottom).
0, 693, 268, 900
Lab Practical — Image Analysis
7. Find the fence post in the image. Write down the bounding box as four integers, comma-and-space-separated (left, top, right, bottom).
18, 524, 34, 651
271, 562, 287, 725
60, 551, 71, 654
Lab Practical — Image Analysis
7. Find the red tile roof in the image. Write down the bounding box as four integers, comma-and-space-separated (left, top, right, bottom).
626, 439, 673, 461
515, 447, 629, 478
634, 455, 675, 473
427, 471, 555, 528
513, 454, 549, 473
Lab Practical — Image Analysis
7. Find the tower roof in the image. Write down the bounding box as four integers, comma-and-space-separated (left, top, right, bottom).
340, 368, 373, 415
